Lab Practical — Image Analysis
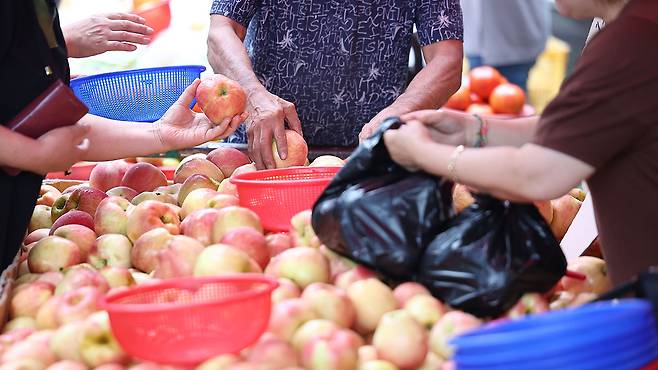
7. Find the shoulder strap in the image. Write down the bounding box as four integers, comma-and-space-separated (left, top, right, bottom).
31, 0, 60, 78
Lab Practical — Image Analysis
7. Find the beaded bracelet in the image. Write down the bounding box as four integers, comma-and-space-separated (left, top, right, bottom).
473, 114, 489, 148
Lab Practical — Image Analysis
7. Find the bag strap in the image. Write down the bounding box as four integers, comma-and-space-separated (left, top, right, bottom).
31, 0, 60, 78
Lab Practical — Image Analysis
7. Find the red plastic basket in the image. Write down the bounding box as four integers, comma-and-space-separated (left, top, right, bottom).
101, 274, 278, 366
230, 167, 340, 231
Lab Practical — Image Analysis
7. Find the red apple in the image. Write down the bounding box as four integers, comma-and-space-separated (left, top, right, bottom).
37, 185, 62, 207
347, 278, 397, 334
51, 321, 85, 362
266, 233, 293, 257
2, 331, 57, 368
196, 354, 241, 370
220, 227, 270, 269
131, 228, 173, 274
62, 186, 108, 217
46, 361, 88, 370
212, 206, 263, 242
334, 266, 376, 291
29, 205, 53, 233
358, 345, 380, 366
291, 319, 340, 352
56, 286, 103, 325
106, 186, 138, 202
273, 130, 308, 168
55, 265, 110, 295
99, 267, 136, 289
404, 295, 446, 328
50, 193, 70, 222
174, 158, 224, 185
90, 160, 132, 192
79, 312, 129, 367
268, 298, 318, 341
53, 224, 97, 259
181, 188, 220, 219
50, 210, 95, 234
373, 310, 428, 369
181, 208, 222, 246
429, 311, 481, 360
28, 237, 83, 273
178, 174, 220, 205
207, 193, 240, 210
121, 163, 168, 194
319, 245, 357, 281
95, 196, 133, 236
302, 283, 355, 328
289, 210, 320, 248
265, 247, 330, 289
193, 244, 261, 276
24, 229, 50, 245
196, 74, 247, 125
131, 192, 178, 206
231, 163, 257, 178
9, 281, 54, 319
393, 282, 431, 308
88, 234, 133, 269
207, 148, 251, 178
272, 278, 302, 304
301, 328, 363, 370
153, 235, 205, 278
126, 200, 181, 242
217, 178, 239, 198
247, 336, 298, 369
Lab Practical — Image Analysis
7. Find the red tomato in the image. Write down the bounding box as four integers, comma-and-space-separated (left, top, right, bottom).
469, 66, 504, 101
445, 77, 471, 111
470, 92, 484, 105
466, 103, 494, 116
489, 83, 526, 115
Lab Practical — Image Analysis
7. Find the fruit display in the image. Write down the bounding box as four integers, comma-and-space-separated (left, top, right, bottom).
445, 66, 528, 116
5, 145, 614, 370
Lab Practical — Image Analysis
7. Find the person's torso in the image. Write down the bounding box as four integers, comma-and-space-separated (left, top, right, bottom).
0, 0, 70, 125
243, 0, 419, 147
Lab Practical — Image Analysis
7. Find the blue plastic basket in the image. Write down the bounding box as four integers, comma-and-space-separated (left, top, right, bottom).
70, 65, 206, 122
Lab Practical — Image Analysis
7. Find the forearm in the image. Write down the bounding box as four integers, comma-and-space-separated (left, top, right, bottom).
471, 115, 540, 148
0, 127, 41, 172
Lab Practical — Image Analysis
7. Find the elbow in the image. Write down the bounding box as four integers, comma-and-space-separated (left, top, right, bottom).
509, 159, 572, 202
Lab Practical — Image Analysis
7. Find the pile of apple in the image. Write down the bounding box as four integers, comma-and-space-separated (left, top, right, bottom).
8, 139, 612, 370
445, 66, 526, 116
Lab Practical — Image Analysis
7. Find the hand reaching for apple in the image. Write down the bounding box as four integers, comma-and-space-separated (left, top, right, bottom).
156, 79, 247, 151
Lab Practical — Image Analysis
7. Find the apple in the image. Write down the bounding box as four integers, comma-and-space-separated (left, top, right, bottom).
121, 163, 168, 194
319, 245, 356, 281
268, 298, 318, 341
95, 365, 127, 370
95, 197, 132, 236
429, 311, 481, 360
79, 312, 128, 368
56, 286, 103, 325
136, 157, 164, 166
9, 281, 55, 318
53, 224, 97, 259
62, 187, 108, 218
212, 206, 263, 242
373, 310, 428, 369
24, 229, 50, 245
452, 184, 474, 214
37, 185, 62, 207
361, 361, 399, 370
14, 273, 40, 287
29, 205, 53, 233
36, 272, 64, 287
506, 293, 549, 319
28, 237, 82, 273
309, 155, 344, 168
50, 211, 95, 234
178, 174, 219, 205
0, 328, 35, 347
51, 321, 85, 362
50, 194, 70, 222
273, 130, 308, 168
131, 228, 173, 274
106, 186, 138, 202
404, 295, 446, 328
220, 227, 270, 269
127, 201, 181, 242
131, 192, 178, 206
181, 188, 220, 219
265, 247, 330, 289
570, 188, 586, 202
193, 244, 261, 276
347, 279, 397, 334
358, 345, 379, 366
217, 178, 239, 198
302, 283, 355, 328
247, 336, 298, 369
393, 282, 431, 308
272, 278, 302, 305
207, 193, 240, 210
3, 317, 37, 333
2, 331, 57, 367
35, 296, 63, 330
223, 364, 263, 370
289, 210, 320, 248
550, 192, 583, 241
560, 256, 612, 295
416, 352, 446, 370
334, 266, 376, 290
207, 148, 251, 178
154, 183, 182, 197
99, 267, 136, 289
46, 361, 87, 370
196, 74, 247, 125
231, 163, 257, 178
17, 260, 30, 276
196, 354, 241, 370
0, 359, 47, 370
88, 234, 132, 269
291, 319, 340, 352
534, 200, 554, 224
266, 233, 293, 257
181, 208, 222, 245
301, 328, 363, 370
174, 158, 224, 185
129, 269, 153, 285
90, 160, 132, 192
153, 235, 205, 278
55, 265, 110, 295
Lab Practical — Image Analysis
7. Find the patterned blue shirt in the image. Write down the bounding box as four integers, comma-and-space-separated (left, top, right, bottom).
211, 0, 463, 147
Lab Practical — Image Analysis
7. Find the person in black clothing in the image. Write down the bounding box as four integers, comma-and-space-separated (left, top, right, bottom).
0, 0, 246, 270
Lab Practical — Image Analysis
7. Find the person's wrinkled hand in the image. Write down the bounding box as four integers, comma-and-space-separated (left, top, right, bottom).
33, 124, 91, 175
383, 120, 433, 172
63, 13, 153, 58
157, 79, 246, 150
246, 91, 302, 169
400, 109, 479, 147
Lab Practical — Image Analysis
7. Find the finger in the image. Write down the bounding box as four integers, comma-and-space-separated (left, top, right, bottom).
400, 109, 443, 123
259, 124, 277, 170
177, 79, 201, 108
239, 112, 250, 122
105, 41, 138, 52
208, 117, 231, 140
272, 122, 288, 160
109, 19, 154, 35
283, 103, 303, 134
250, 127, 265, 170
108, 30, 151, 45
107, 13, 147, 25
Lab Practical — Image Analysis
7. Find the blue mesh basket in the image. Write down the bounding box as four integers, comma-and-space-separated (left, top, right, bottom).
70, 65, 206, 122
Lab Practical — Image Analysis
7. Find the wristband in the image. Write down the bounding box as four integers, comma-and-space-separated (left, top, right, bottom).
473, 114, 489, 148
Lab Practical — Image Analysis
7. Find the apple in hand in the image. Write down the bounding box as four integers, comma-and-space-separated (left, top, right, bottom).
220, 227, 270, 269
266, 247, 330, 289
273, 130, 308, 168
347, 278, 397, 334
153, 235, 205, 279
207, 147, 251, 178
53, 224, 97, 259
50, 210, 95, 234
88, 234, 133, 269
302, 283, 355, 328
196, 74, 247, 125
37, 185, 62, 207
106, 186, 138, 202
29, 205, 53, 233
121, 162, 168, 194
126, 200, 181, 242
28, 236, 82, 273
95, 196, 133, 236
79, 312, 129, 368
90, 160, 132, 192
373, 310, 428, 369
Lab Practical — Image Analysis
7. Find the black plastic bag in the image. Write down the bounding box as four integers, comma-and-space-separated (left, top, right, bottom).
312, 117, 454, 281
417, 194, 567, 317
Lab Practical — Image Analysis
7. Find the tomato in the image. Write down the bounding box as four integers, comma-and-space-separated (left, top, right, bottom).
469, 66, 504, 101
470, 92, 484, 105
445, 77, 471, 111
489, 83, 526, 115
466, 103, 494, 116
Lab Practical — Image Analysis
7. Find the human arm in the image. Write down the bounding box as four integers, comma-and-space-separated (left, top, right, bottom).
207, 13, 301, 169
63, 13, 153, 58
